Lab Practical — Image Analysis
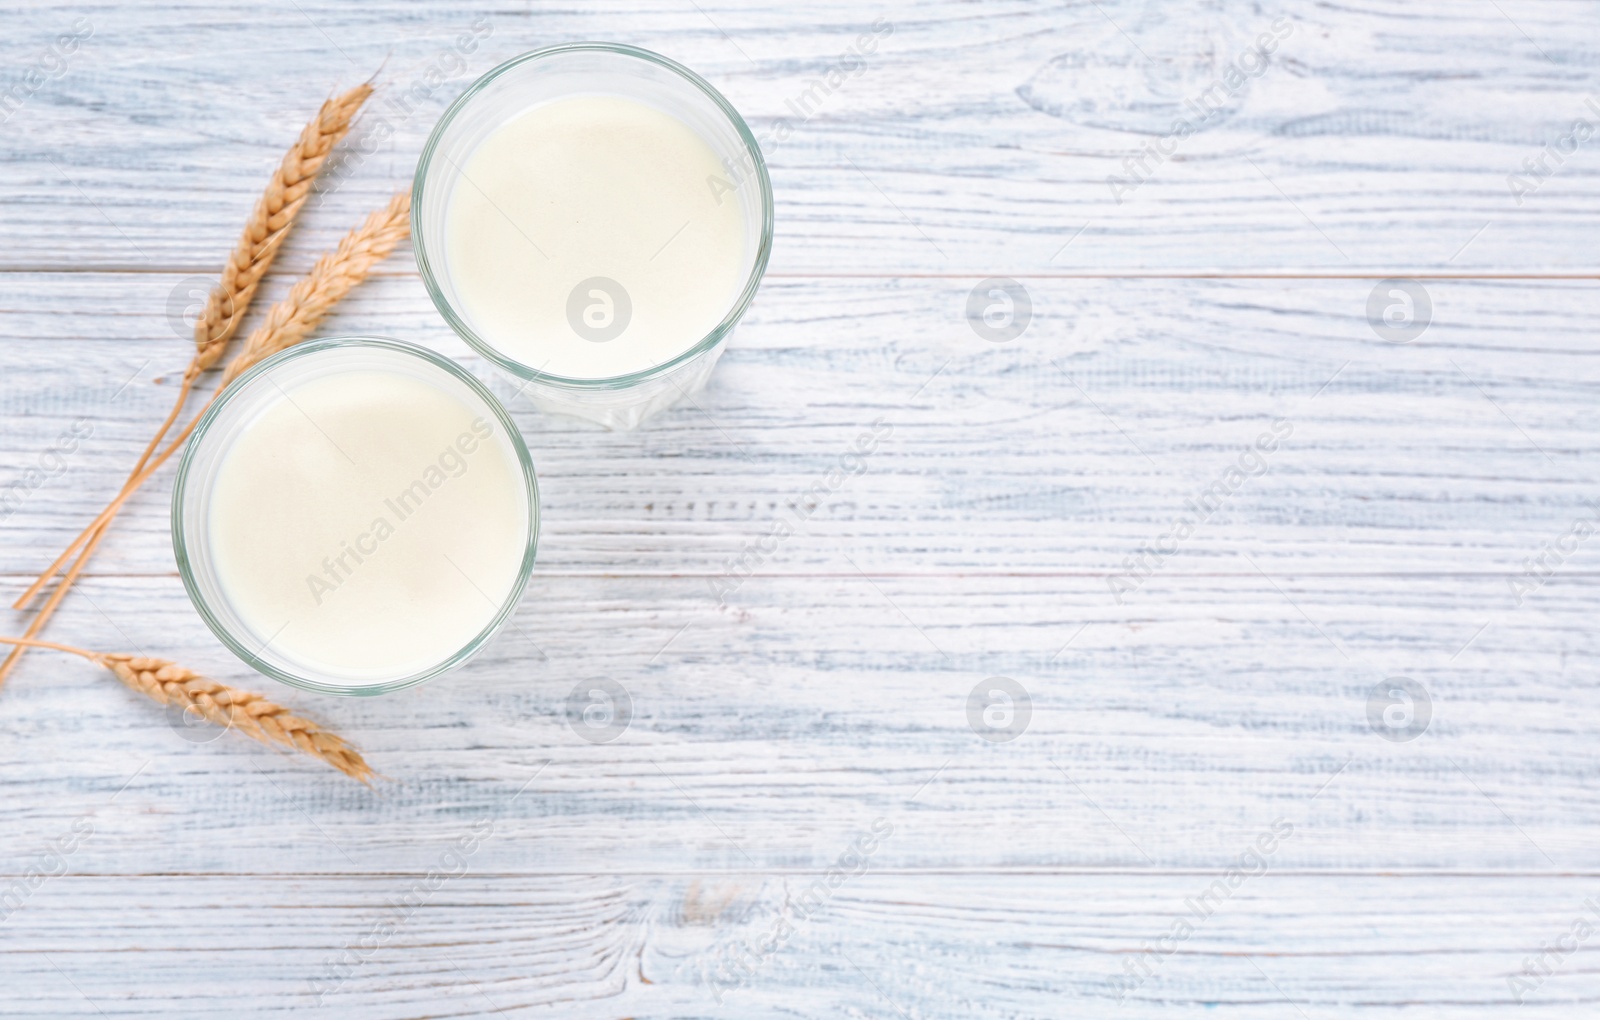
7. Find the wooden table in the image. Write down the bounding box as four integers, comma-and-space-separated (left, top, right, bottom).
3, 2, 1598, 1015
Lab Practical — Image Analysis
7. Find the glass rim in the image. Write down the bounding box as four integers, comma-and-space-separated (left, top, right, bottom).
411, 41, 775, 390
170, 335, 541, 697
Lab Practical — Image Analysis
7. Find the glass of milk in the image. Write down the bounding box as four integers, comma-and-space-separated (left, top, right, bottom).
172, 336, 540, 695
412, 43, 774, 430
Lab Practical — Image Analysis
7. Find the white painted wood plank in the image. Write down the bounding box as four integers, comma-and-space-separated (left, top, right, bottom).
1, 1, 1599, 270
0, 571, 1593, 872
2, 873, 1595, 1017
0, 272, 1595, 579
3, 1, 1600, 1013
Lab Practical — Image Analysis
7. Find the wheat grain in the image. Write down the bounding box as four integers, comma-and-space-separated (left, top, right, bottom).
0, 637, 375, 783
222, 189, 412, 384
16, 84, 374, 614
0, 191, 411, 687
193, 83, 374, 371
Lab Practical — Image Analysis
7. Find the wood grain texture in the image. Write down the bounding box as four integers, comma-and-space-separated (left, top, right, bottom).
2, 273, 1598, 579
1, 2, 1600, 272
5, 874, 1600, 1017
2, 0, 1599, 1016
0, 570, 1596, 873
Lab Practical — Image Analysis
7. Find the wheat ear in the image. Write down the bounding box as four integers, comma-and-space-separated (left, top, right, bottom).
0, 192, 412, 687
20, 190, 413, 572
0, 637, 375, 783
221, 189, 413, 384
17, 84, 374, 613
193, 83, 375, 371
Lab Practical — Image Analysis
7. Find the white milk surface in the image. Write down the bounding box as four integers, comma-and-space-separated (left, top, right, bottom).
206, 369, 527, 682
445, 94, 747, 379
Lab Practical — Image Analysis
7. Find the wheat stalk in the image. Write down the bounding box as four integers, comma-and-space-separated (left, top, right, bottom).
17, 84, 374, 614
222, 189, 413, 384
0, 191, 412, 687
0, 637, 375, 783
194, 82, 374, 371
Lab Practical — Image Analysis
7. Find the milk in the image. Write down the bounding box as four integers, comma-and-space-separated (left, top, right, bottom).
444, 94, 748, 379
205, 369, 528, 682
